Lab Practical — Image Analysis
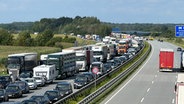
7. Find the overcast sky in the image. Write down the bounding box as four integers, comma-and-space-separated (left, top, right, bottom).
0, 0, 184, 23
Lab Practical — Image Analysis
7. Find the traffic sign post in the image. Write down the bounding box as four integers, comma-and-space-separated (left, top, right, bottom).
92, 67, 99, 91
175, 25, 184, 37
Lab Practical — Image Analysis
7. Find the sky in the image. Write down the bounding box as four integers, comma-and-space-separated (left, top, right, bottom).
0, 0, 184, 24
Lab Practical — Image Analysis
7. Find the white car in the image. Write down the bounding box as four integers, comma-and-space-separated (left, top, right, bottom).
24, 78, 37, 90
33, 76, 46, 86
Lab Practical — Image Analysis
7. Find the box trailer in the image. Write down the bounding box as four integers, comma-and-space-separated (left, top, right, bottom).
159, 48, 174, 71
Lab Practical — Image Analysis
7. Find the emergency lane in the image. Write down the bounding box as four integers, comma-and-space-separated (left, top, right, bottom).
101, 40, 179, 104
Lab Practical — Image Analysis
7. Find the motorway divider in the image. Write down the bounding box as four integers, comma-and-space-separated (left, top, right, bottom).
55, 42, 152, 104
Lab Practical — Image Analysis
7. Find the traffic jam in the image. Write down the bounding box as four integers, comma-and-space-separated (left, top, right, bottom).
0, 34, 144, 104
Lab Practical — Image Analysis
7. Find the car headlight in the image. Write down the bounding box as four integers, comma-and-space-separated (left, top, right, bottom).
54, 98, 58, 100
0, 96, 4, 98
65, 91, 69, 94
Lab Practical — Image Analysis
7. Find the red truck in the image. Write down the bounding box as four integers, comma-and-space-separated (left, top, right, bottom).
159, 48, 174, 71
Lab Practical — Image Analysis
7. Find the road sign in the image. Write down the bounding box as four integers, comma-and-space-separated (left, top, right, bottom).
92, 67, 99, 74
175, 25, 184, 37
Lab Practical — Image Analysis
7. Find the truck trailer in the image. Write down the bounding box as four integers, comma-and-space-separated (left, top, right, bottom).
175, 74, 184, 104
62, 46, 94, 72
159, 48, 174, 72
47, 52, 76, 79
7, 52, 38, 80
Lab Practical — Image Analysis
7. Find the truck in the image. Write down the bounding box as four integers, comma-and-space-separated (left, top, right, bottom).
159, 48, 174, 72
175, 74, 184, 104
7, 52, 38, 80
46, 52, 76, 79
92, 44, 108, 62
90, 61, 106, 76
62, 46, 93, 72
117, 40, 128, 55
107, 44, 116, 60
33, 64, 57, 83
180, 51, 184, 71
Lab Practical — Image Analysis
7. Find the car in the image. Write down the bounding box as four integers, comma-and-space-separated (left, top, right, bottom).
119, 56, 128, 63
113, 57, 121, 66
33, 76, 46, 87
14, 81, 30, 94
127, 47, 137, 55
0, 89, 9, 102
74, 74, 89, 89
44, 90, 62, 103
124, 53, 134, 59
0, 75, 12, 89
104, 63, 112, 72
30, 95, 51, 104
55, 81, 73, 97
5, 84, 23, 98
106, 60, 118, 69
177, 47, 182, 51
21, 99, 39, 104
24, 78, 37, 90
0, 101, 21, 104
19, 72, 33, 81
81, 72, 95, 82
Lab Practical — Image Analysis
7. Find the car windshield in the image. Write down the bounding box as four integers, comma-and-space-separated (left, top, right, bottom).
76, 75, 87, 81
34, 77, 41, 80
56, 84, 70, 90
20, 73, 31, 78
25, 79, 34, 83
30, 96, 43, 102
16, 82, 25, 87
0, 90, 4, 94
45, 91, 58, 97
6, 86, 19, 90
0, 76, 10, 81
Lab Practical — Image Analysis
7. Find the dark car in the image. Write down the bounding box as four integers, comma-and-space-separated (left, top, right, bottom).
0, 76, 12, 89
30, 95, 51, 104
119, 56, 128, 63
55, 81, 73, 97
104, 63, 112, 72
21, 99, 38, 104
14, 81, 30, 94
0, 89, 9, 102
5, 84, 23, 98
44, 90, 62, 103
0, 101, 21, 104
106, 60, 118, 69
177, 47, 182, 51
113, 57, 121, 66
74, 74, 89, 89
81, 72, 95, 82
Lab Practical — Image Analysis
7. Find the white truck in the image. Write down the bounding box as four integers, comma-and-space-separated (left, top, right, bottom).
7, 52, 38, 80
175, 74, 184, 104
90, 61, 106, 76
33, 64, 57, 83
92, 44, 108, 62
62, 46, 94, 72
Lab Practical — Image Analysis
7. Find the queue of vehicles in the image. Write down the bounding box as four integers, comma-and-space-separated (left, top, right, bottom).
0, 36, 144, 103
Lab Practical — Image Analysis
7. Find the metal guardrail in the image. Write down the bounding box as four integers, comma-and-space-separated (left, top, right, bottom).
78, 43, 152, 104
55, 43, 151, 104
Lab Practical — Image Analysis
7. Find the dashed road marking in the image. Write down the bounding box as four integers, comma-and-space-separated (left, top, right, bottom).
152, 81, 154, 84
141, 97, 144, 103
147, 88, 150, 92
172, 99, 175, 104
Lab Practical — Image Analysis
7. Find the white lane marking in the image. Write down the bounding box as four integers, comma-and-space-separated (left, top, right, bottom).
147, 88, 150, 92
141, 97, 144, 103
152, 81, 154, 84
172, 99, 175, 104
104, 45, 154, 104
155, 75, 157, 77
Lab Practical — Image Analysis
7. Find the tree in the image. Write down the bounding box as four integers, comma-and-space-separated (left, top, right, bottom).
16, 31, 33, 46
0, 28, 13, 45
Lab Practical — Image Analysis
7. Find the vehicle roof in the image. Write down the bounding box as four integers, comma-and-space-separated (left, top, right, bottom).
57, 81, 70, 85
8, 52, 37, 57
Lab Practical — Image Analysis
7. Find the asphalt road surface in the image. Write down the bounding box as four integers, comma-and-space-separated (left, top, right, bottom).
101, 40, 180, 104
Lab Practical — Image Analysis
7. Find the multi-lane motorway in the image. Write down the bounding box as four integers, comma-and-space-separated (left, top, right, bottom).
101, 40, 180, 104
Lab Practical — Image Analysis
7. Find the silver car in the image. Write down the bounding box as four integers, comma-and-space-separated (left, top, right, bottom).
24, 78, 37, 90
33, 76, 46, 87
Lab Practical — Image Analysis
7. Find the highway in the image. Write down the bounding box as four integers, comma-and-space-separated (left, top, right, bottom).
101, 40, 180, 104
